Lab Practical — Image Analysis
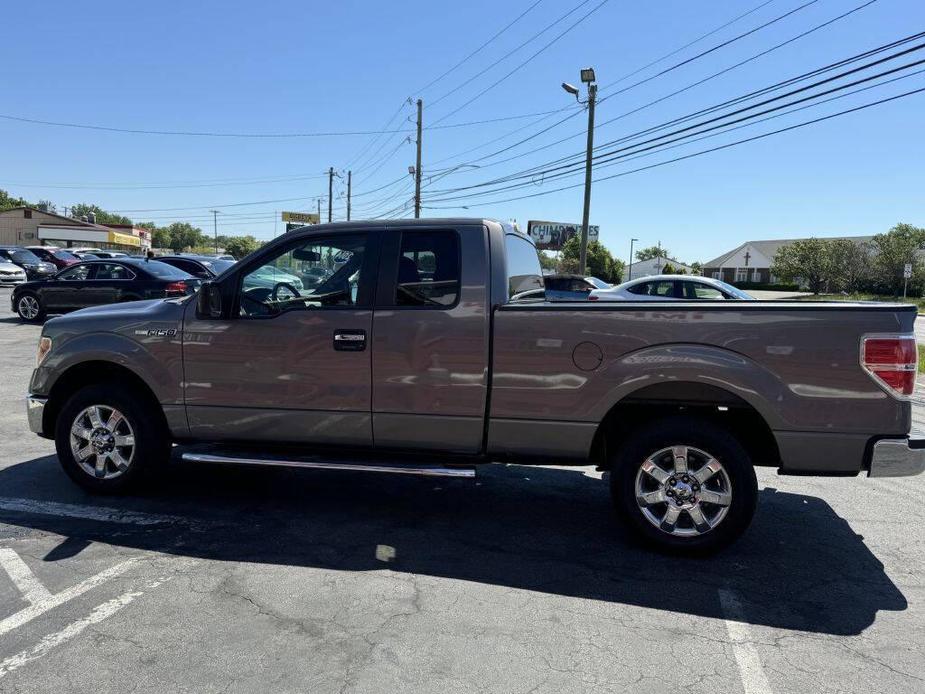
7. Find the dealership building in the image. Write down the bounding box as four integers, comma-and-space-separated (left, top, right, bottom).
0, 207, 147, 252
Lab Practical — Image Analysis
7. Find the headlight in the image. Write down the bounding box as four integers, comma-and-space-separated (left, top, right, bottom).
37, 337, 52, 366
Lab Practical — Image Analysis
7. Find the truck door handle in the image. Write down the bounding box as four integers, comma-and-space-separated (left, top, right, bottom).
333, 329, 367, 351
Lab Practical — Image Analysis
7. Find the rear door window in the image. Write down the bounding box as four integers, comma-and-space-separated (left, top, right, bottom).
57, 264, 91, 281
394, 230, 460, 307
93, 263, 134, 280
505, 234, 544, 301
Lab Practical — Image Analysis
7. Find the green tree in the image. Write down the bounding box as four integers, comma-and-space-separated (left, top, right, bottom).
870, 223, 925, 296
662, 262, 676, 274
163, 222, 204, 252
690, 261, 703, 276
561, 237, 623, 283
0, 189, 34, 211
538, 252, 557, 271
771, 238, 832, 293
827, 238, 872, 293
69, 203, 132, 226
635, 245, 669, 261
224, 235, 260, 259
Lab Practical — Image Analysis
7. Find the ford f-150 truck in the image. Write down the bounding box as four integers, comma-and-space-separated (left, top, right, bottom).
25, 219, 925, 552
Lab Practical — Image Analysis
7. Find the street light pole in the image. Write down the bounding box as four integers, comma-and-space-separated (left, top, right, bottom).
328, 167, 334, 223
628, 238, 638, 280
346, 170, 352, 221
563, 68, 597, 275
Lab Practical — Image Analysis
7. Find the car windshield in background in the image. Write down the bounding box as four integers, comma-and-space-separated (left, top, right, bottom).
11, 250, 42, 264
141, 261, 195, 279
586, 276, 610, 289
714, 280, 755, 300
54, 250, 78, 260
199, 258, 235, 273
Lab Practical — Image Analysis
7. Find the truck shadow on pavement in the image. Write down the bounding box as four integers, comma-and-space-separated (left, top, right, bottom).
0, 453, 906, 637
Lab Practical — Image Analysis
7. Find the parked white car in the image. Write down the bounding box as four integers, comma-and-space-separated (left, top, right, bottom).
589, 275, 755, 301
0, 260, 27, 285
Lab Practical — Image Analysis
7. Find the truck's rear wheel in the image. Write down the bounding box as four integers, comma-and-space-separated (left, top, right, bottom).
55, 383, 171, 494
609, 416, 757, 554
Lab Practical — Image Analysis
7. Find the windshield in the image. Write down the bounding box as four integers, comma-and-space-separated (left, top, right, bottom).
140, 261, 195, 279
54, 250, 78, 260
10, 249, 42, 264
199, 258, 235, 274
714, 279, 755, 300
585, 276, 611, 289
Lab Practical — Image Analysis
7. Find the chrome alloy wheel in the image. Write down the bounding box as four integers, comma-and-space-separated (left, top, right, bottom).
634, 445, 732, 537
69, 405, 136, 480
17, 295, 40, 320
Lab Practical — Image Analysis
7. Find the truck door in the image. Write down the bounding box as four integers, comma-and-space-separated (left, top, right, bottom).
371, 225, 490, 453
181, 232, 378, 446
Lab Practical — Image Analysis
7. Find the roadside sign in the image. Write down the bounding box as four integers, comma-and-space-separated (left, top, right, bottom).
527, 220, 599, 251
904, 263, 913, 278
281, 211, 320, 224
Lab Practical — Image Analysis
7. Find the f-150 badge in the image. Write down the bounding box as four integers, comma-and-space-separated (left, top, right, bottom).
134, 328, 178, 337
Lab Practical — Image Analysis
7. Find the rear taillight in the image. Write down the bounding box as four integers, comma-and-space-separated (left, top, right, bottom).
164, 281, 188, 295
588, 295, 599, 301
861, 334, 917, 398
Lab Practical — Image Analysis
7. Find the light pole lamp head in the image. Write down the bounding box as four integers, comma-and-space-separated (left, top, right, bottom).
408, 165, 416, 175
561, 82, 580, 97
580, 67, 596, 84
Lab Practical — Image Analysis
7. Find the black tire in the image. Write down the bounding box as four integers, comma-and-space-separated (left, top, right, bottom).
55, 383, 171, 494
15, 293, 45, 322
609, 416, 758, 555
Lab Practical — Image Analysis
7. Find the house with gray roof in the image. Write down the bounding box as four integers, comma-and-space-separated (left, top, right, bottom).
703, 236, 874, 285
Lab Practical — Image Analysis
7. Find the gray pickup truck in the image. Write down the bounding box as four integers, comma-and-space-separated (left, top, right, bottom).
25, 219, 925, 552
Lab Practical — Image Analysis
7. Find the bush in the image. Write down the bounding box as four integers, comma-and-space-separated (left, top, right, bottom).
732, 282, 800, 291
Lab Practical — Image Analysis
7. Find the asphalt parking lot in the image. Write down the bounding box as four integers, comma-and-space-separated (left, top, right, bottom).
0, 286, 924, 693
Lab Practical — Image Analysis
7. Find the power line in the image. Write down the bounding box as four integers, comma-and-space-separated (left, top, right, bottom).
439, 0, 882, 177
422, 86, 925, 208
414, 0, 547, 95
430, 0, 611, 126
425, 27, 919, 198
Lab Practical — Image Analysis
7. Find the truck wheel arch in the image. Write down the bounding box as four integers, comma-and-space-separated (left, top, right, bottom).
42, 361, 167, 439
592, 381, 781, 470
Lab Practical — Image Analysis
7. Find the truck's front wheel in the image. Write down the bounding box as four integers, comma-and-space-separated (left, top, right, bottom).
609, 417, 757, 554
55, 383, 171, 494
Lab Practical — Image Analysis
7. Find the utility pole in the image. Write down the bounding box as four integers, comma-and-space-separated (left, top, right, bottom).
209, 210, 219, 253
414, 98, 423, 218
328, 167, 334, 223
578, 78, 597, 275
346, 170, 352, 221
317, 198, 322, 223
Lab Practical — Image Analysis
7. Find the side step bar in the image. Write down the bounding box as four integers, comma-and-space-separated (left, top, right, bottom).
181, 452, 476, 478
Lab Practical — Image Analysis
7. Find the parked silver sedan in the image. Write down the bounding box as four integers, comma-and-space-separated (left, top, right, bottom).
589, 274, 755, 301
0, 260, 27, 285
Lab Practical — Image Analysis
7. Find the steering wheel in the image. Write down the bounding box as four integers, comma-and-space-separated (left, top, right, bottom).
271, 282, 301, 302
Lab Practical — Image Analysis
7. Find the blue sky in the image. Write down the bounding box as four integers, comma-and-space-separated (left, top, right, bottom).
2, 0, 923, 263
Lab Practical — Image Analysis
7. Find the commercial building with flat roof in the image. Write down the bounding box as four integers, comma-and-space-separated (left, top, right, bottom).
0, 207, 143, 252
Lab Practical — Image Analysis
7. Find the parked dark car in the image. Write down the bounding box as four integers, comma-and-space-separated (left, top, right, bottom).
87, 251, 129, 259
25, 246, 80, 270
11, 258, 200, 322
156, 255, 236, 280
544, 274, 610, 301
73, 252, 100, 260
0, 246, 57, 280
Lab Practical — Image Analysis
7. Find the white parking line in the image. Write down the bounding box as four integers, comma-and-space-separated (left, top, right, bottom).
0, 575, 170, 680
0, 558, 138, 637
718, 589, 774, 694
0, 497, 193, 527
0, 549, 51, 605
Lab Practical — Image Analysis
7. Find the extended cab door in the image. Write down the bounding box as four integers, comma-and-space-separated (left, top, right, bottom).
181, 232, 378, 446
370, 224, 490, 453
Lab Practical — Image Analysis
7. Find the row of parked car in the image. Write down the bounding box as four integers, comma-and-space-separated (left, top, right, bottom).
544, 273, 755, 301
1, 245, 240, 321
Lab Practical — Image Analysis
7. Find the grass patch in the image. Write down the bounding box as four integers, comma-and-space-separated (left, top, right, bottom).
919, 345, 925, 374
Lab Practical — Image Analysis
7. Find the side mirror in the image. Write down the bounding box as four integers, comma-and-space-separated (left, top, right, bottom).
197, 281, 223, 319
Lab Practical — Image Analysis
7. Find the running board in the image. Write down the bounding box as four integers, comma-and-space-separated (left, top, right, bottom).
181, 452, 476, 478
